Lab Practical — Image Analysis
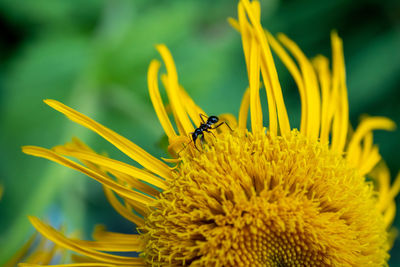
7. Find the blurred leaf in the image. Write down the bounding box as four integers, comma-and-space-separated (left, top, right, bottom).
346, 29, 400, 114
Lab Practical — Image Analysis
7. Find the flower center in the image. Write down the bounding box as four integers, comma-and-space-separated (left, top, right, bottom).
142, 130, 387, 266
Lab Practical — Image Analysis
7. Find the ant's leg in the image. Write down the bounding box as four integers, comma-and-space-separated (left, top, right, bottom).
212, 122, 233, 131
192, 136, 200, 151
177, 138, 196, 155
189, 131, 200, 151
224, 122, 233, 131
199, 114, 208, 124
193, 141, 200, 151
177, 142, 187, 156
204, 129, 216, 138
213, 122, 223, 129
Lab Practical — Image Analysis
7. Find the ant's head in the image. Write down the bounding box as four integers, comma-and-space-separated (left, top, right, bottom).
208, 116, 219, 124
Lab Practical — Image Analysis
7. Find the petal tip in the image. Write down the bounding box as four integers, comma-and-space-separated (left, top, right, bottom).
27, 215, 38, 224
388, 120, 397, 131
22, 146, 34, 154
155, 44, 167, 52
43, 99, 61, 109
43, 99, 53, 104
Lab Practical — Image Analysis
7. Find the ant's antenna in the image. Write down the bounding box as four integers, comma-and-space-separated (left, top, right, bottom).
176, 142, 188, 156
176, 138, 195, 156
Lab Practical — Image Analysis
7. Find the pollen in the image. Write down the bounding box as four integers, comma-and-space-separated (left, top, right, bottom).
142, 129, 388, 266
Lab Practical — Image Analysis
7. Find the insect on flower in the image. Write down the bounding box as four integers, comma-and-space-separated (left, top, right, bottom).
188, 114, 232, 151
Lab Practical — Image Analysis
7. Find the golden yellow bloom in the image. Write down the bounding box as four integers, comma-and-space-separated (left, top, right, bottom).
20, 0, 399, 266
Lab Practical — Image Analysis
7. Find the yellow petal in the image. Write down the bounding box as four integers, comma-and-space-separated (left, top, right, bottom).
372, 162, 391, 211
388, 172, 400, 206
179, 86, 206, 129
44, 99, 172, 180
267, 31, 304, 135
347, 117, 396, 163
330, 32, 348, 153
238, 87, 250, 130
160, 74, 187, 136
230, 16, 277, 135
161, 157, 182, 164
238, 2, 252, 78
54, 139, 161, 198
19, 264, 119, 267
277, 33, 321, 141
25, 244, 57, 265
238, 2, 263, 134
53, 145, 167, 190
28, 217, 144, 266
93, 225, 134, 241
359, 146, 381, 176
106, 168, 160, 199
22, 146, 155, 206
312, 55, 332, 145
241, 0, 291, 135
103, 187, 145, 227
249, 36, 263, 133
71, 238, 142, 252
148, 60, 177, 139
156, 45, 194, 136
227, 17, 239, 31
383, 202, 396, 229
218, 113, 238, 130
360, 132, 373, 164
5, 233, 37, 267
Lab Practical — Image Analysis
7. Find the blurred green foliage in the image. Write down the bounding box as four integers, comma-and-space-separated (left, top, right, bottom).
0, 0, 399, 265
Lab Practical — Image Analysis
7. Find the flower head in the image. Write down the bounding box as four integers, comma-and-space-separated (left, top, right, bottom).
21, 0, 399, 266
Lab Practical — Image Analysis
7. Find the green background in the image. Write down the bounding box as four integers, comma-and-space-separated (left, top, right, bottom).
0, 0, 399, 265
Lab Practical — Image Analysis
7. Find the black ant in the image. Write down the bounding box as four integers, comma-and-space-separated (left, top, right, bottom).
182, 114, 232, 152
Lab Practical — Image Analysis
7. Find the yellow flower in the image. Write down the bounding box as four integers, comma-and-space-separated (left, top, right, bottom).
21, 0, 399, 266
